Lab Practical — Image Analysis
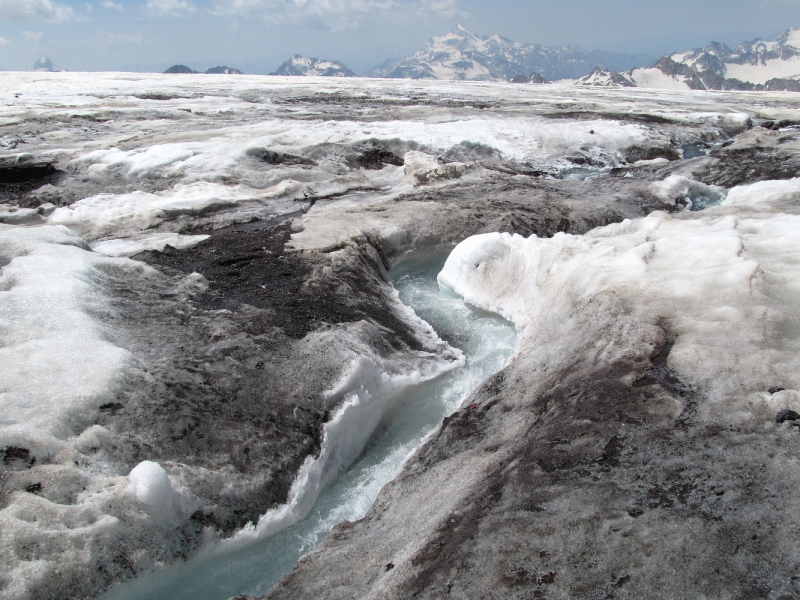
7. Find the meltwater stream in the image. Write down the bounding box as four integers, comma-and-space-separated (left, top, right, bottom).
100, 249, 516, 600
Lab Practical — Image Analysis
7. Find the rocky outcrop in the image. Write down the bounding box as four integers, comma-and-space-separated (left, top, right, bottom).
164, 64, 197, 74
205, 66, 244, 74
510, 72, 548, 84
575, 66, 636, 87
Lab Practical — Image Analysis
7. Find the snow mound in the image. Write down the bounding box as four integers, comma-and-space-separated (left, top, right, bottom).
129, 461, 174, 508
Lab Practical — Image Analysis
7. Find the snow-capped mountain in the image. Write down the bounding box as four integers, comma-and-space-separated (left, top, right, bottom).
579, 29, 800, 91
366, 25, 652, 81
271, 55, 356, 77
575, 66, 635, 87
32, 56, 61, 72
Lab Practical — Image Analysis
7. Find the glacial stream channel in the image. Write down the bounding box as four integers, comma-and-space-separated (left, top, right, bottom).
101, 248, 517, 600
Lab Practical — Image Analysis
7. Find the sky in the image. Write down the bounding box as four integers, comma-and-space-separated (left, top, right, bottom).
0, 0, 799, 74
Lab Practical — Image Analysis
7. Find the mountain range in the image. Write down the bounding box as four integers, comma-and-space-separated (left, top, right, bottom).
33, 25, 800, 91
363, 25, 652, 81
575, 29, 800, 91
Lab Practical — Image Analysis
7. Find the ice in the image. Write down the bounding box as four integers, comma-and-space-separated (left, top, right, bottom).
2, 71, 799, 599
0, 225, 131, 458
439, 179, 800, 422
0, 205, 42, 225
649, 175, 726, 210
129, 461, 174, 509
721, 177, 800, 209
96, 250, 516, 600
0, 71, 759, 249
91, 233, 210, 257
221, 322, 463, 552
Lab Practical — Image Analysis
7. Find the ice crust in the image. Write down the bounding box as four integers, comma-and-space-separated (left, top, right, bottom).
439, 179, 800, 419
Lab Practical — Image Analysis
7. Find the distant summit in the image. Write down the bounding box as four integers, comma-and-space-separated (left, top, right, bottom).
575, 66, 636, 87
271, 55, 356, 77
163, 64, 243, 74
164, 65, 197, 74
510, 72, 549, 84
32, 56, 61, 72
365, 25, 652, 81
205, 66, 243, 74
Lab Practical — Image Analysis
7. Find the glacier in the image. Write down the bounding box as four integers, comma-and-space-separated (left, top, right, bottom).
2, 71, 800, 599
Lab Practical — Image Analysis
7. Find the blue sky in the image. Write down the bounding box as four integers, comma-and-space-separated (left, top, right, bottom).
0, 0, 798, 74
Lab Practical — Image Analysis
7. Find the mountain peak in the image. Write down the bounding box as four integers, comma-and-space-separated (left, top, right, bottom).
270, 55, 356, 77
32, 56, 61, 72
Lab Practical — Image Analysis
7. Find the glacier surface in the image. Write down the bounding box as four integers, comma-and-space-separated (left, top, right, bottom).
1, 72, 800, 599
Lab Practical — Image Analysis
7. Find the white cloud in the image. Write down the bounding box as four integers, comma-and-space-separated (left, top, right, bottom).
101, 0, 123, 9
0, 36, 10, 46
210, 0, 462, 29
22, 29, 44, 41
0, 0, 76, 21
144, 0, 195, 17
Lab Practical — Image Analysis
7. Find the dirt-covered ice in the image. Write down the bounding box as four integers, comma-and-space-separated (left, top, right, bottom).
2, 72, 800, 599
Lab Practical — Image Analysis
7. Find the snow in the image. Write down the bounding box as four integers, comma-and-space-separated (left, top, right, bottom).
720, 178, 800, 211
49, 182, 306, 240
91, 233, 210, 257
0, 226, 131, 459
129, 461, 174, 509
785, 29, 800, 49
575, 69, 634, 87
630, 68, 692, 90
725, 56, 800, 85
